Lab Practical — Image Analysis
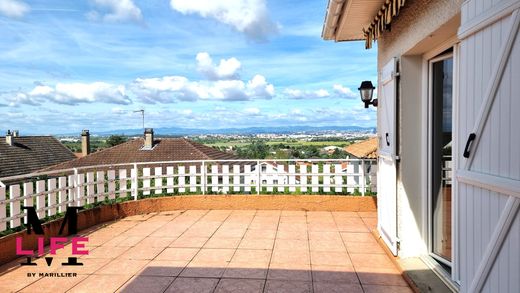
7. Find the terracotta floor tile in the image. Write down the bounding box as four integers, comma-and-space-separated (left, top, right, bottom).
69, 274, 133, 293
276, 230, 308, 240
239, 238, 275, 250
264, 280, 312, 293
357, 267, 408, 286
101, 235, 128, 247
350, 254, 395, 270
362, 284, 414, 293
243, 229, 277, 240
204, 237, 242, 249
313, 282, 364, 293
215, 278, 265, 293
271, 249, 310, 265
19, 274, 88, 293
0, 270, 41, 292
170, 236, 209, 248
311, 265, 358, 283
232, 249, 272, 264
190, 248, 235, 264
138, 260, 188, 276
117, 236, 146, 247
335, 223, 370, 233
97, 258, 149, 275
358, 212, 377, 218
83, 246, 129, 259
213, 228, 247, 238
340, 232, 378, 244
223, 262, 268, 279
308, 231, 342, 242
274, 239, 309, 251
248, 222, 279, 230
309, 239, 345, 252
362, 218, 378, 230
280, 210, 306, 217
346, 242, 385, 254
137, 237, 176, 248
120, 276, 174, 293
181, 262, 228, 278
268, 263, 312, 281
255, 210, 281, 216
332, 212, 359, 218
155, 248, 199, 261
307, 223, 339, 232
310, 251, 351, 266
55, 258, 112, 275
165, 277, 219, 293
120, 245, 165, 260
277, 223, 307, 232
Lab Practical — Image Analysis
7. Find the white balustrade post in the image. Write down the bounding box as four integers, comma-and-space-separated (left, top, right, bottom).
132, 163, 138, 200
256, 160, 261, 195
73, 168, 79, 206
0, 186, 5, 231
361, 160, 366, 196
201, 161, 206, 195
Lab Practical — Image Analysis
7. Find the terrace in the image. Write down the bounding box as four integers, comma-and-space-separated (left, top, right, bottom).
0, 159, 413, 292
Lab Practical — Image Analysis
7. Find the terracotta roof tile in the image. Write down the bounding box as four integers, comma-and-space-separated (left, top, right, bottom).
45, 138, 240, 171
344, 137, 378, 159
0, 136, 76, 178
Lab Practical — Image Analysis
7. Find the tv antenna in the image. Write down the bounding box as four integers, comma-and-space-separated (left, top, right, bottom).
133, 109, 144, 129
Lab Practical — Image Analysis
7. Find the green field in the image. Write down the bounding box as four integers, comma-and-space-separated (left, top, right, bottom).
204, 140, 351, 148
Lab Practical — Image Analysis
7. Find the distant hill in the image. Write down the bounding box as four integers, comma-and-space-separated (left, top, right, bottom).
58, 125, 376, 136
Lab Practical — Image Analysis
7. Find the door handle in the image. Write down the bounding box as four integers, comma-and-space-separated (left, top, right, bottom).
463, 133, 476, 158
385, 133, 390, 146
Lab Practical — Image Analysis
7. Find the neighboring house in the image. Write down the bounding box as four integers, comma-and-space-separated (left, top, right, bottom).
248, 161, 293, 191
0, 130, 76, 181
46, 128, 239, 171
323, 0, 519, 292
321, 145, 342, 154
344, 137, 377, 159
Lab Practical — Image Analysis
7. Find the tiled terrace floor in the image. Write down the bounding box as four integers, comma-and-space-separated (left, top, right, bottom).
0, 210, 412, 293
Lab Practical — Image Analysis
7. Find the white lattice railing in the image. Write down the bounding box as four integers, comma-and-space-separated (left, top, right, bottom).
0, 159, 376, 232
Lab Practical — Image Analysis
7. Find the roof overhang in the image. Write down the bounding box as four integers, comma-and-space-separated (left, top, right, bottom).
322, 0, 386, 42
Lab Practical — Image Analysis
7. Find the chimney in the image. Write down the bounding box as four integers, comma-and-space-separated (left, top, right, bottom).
5, 130, 14, 146
81, 129, 91, 156
12, 130, 19, 137
143, 128, 154, 150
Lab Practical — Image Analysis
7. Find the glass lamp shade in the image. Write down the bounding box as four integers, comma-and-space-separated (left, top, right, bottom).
358, 81, 375, 102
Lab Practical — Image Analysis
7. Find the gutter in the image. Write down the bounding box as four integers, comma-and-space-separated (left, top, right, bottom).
322, 0, 347, 40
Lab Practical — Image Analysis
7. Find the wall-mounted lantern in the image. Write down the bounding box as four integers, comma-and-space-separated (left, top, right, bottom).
358, 81, 377, 108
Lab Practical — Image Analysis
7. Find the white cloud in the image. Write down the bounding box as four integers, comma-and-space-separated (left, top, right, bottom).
333, 84, 358, 99
284, 88, 330, 99
0, 0, 30, 18
131, 74, 274, 103
196, 52, 241, 80
6, 82, 132, 106
88, 0, 142, 23
244, 107, 260, 115
170, 0, 278, 41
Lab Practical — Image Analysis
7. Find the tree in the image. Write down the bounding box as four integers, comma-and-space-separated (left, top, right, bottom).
106, 135, 127, 147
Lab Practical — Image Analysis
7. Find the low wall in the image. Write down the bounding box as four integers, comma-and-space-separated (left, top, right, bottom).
0, 195, 376, 265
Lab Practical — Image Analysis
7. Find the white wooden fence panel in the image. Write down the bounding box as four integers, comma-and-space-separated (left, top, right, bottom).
47, 178, 57, 216
96, 171, 105, 201
266, 164, 273, 192
154, 167, 163, 194
277, 164, 284, 193
108, 170, 116, 200
222, 165, 230, 193
119, 169, 128, 196
58, 177, 67, 213
189, 166, 197, 192
86, 172, 94, 204
211, 165, 219, 192
166, 166, 174, 193
143, 168, 150, 196
130, 168, 137, 198
68, 175, 76, 205
0, 187, 5, 231
312, 165, 319, 192
289, 165, 296, 192
77, 174, 85, 206
178, 166, 186, 193
233, 165, 240, 192
244, 165, 251, 192
36, 180, 45, 218
323, 164, 331, 192
334, 164, 343, 193
9, 185, 20, 228
300, 165, 308, 192
23, 182, 33, 223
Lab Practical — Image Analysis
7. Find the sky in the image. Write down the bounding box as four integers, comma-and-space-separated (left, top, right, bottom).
0, 0, 377, 135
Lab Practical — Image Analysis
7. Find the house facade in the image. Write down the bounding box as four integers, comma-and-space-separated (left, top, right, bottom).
323, 0, 519, 292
